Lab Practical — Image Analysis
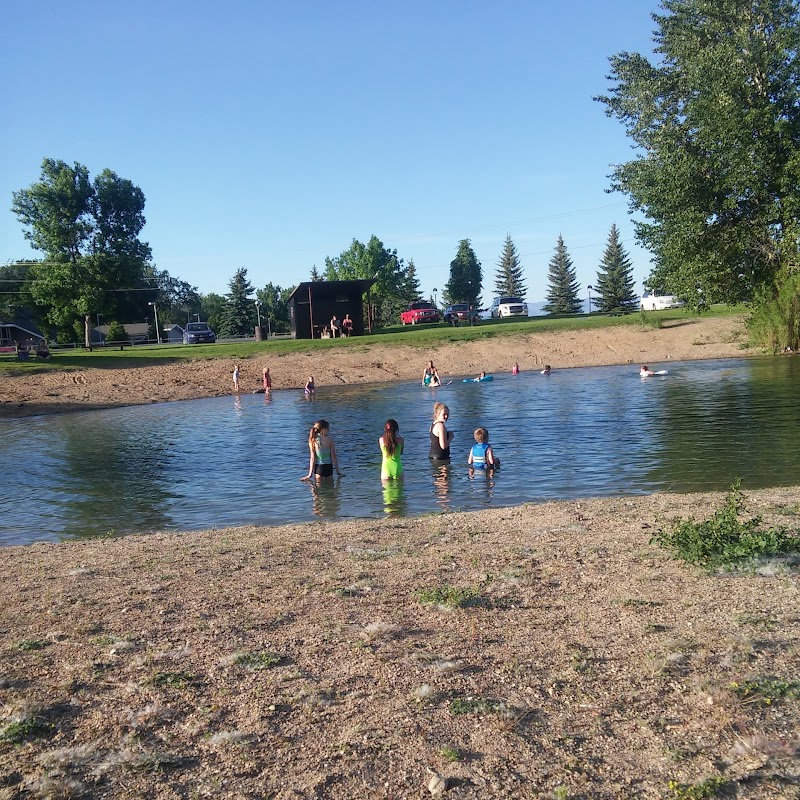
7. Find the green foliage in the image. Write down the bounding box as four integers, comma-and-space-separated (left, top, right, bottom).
438, 745, 461, 762
0, 717, 54, 744
200, 292, 226, 335
256, 282, 292, 334
151, 268, 201, 325
651, 480, 799, 571
221, 268, 255, 338
494, 234, 527, 299
444, 239, 483, 306
324, 235, 412, 326
415, 585, 482, 609
404, 259, 422, 302
105, 321, 128, 342
12, 158, 153, 346
747, 264, 800, 352
667, 777, 727, 799
593, 224, 638, 312
310, 264, 322, 281
730, 677, 800, 705
543, 235, 581, 314
16, 638, 49, 651
596, 0, 800, 307
145, 671, 198, 689
233, 651, 282, 670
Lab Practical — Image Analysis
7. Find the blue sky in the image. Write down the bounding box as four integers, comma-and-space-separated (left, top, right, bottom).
1, 0, 659, 303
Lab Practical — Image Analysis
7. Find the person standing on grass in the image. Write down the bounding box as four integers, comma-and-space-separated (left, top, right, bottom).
342, 314, 353, 337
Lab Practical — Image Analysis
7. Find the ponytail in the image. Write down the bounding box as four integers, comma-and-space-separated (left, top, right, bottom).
382, 419, 399, 456
309, 419, 329, 445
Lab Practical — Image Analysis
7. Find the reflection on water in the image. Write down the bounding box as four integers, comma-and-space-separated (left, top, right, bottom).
307, 477, 342, 517
382, 480, 406, 514
1, 356, 799, 545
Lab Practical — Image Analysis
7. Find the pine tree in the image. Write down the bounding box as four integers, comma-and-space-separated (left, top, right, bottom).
543, 235, 581, 314
310, 264, 321, 282
493, 234, 527, 298
444, 239, 482, 306
403, 259, 422, 302
221, 267, 255, 337
593, 224, 638, 313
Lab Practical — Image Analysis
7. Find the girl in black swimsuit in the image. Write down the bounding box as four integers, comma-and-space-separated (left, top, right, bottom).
428, 402, 453, 460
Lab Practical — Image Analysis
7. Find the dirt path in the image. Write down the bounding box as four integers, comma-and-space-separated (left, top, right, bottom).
0, 316, 756, 419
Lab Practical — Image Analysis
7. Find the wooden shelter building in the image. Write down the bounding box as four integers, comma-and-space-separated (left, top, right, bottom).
287, 279, 375, 339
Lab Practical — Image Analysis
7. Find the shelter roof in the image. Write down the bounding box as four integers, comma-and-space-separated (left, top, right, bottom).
287, 279, 376, 302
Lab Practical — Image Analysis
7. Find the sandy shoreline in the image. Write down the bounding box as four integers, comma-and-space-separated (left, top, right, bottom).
1, 488, 798, 798
0, 315, 757, 419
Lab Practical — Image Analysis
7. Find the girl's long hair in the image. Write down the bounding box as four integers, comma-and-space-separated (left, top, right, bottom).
309, 419, 329, 446
382, 419, 400, 456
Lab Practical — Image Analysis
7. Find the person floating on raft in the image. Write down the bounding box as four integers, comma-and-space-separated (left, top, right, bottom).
463, 371, 494, 383
541, 365, 551, 375
640, 364, 668, 377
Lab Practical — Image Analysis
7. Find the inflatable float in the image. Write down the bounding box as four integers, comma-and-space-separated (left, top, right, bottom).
463, 375, 494, 383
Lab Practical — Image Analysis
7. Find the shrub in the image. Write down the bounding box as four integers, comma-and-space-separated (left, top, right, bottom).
105, 321, 128, 343
651, 480, 799, 571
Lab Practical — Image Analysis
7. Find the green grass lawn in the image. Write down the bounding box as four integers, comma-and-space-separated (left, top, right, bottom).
0, 305, 747, 374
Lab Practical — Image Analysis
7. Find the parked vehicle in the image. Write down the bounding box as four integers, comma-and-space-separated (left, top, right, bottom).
182, 322, 217, 344
444, 303, 481, 326
400, 301, 440, 325
490, 296, 528, 318
639, 291, 685, 311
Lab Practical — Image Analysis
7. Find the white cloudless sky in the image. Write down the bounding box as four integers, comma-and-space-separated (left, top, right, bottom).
0, 0, 660, 303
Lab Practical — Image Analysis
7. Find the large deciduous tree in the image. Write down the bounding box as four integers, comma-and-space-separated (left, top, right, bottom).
256, 282, 293, 333
493, 234, 527, 299
324, 235, 411, 326
596, 0, 800, 325
12, 158, 152, 346
543, 235, 581, 314
221, 268, 255, 337
593, 224, 638, 312
444, 239, 483, 306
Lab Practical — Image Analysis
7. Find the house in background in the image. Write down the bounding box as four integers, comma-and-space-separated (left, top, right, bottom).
0, 320, 46, 347
164, 324, 184, 343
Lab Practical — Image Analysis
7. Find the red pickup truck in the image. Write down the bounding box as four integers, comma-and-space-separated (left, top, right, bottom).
400, 301, 440, 325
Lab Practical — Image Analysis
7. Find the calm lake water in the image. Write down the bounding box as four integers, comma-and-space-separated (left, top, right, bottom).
2, 356, 799, 546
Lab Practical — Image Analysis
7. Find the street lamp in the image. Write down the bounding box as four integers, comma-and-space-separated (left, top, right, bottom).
433, 288, 438, 307
147, 301, 162, 344
587, 285, 594, 314
255, 300, 262, 329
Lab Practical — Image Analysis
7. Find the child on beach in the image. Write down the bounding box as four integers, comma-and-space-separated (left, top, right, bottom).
263, 367, 272, 393
468, 427, 499, 471
512, 362, 520, 375
304, 375, 315, 394
232, 364, 240, 393
379, 419, 404, 481
301, 419, 343, 481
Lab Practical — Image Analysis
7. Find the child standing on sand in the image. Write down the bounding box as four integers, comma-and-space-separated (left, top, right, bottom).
232, 364, 240, 393
263, 367, 272, 393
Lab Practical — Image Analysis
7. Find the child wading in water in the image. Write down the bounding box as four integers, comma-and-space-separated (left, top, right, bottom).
379, 419, 404, 481
301, 419, 343, 482
468, 427, 500, 471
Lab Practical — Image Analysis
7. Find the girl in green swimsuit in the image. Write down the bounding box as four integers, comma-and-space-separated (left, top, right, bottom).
379, 419, 404, 481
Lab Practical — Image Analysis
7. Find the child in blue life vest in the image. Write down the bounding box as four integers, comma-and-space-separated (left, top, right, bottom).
468, 427, 499, 471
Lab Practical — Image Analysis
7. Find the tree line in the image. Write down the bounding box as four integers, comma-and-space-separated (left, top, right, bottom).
4, 159, 639, 346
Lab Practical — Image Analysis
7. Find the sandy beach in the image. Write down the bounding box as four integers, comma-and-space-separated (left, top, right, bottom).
0, 315, 755, 419
1, 488, 798, 799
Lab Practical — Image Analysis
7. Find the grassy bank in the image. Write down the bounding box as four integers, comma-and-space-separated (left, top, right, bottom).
0, 305, 747, 374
